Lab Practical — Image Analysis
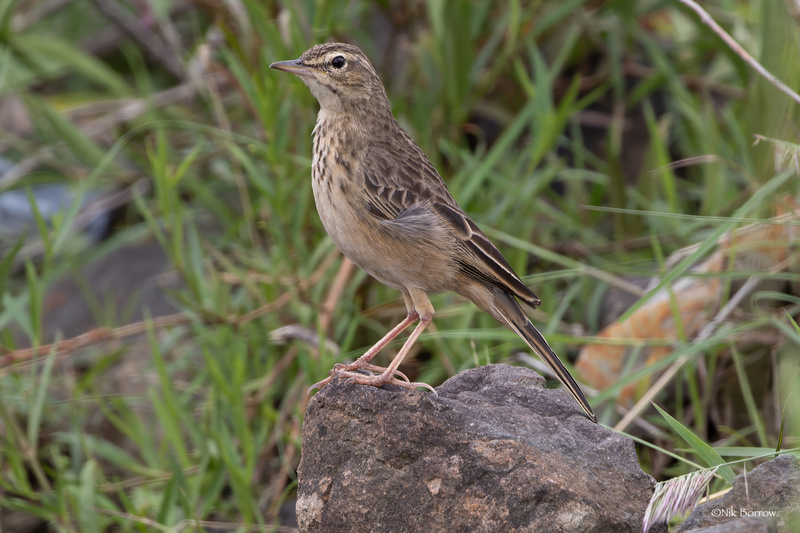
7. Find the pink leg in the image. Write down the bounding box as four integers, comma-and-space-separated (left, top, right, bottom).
333, 311, 418, 372
308, 312, 418, 394
338, 313, 436, 394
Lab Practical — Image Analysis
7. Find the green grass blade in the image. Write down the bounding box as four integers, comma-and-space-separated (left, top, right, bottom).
26, 339, 59, 459
653, 403, 736, 483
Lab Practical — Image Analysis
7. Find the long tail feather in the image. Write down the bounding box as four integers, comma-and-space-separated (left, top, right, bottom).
493, 291, 597, 423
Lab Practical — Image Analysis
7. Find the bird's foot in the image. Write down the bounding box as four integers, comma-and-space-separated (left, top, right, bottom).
307, 362, 410, 394
307, 366, 435, 395
341, 370, 436, 394
330, 362, 410, 383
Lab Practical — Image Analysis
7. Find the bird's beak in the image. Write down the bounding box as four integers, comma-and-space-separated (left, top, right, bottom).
269, 59, 315, 77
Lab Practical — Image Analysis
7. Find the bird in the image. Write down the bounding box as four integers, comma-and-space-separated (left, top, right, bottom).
270, 43, 597, 423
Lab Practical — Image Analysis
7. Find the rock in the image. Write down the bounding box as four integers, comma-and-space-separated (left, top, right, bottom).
297, 364, 656, 532
678, 454, 800, 533
682, 516, 777, 533
0, 177, 112, 247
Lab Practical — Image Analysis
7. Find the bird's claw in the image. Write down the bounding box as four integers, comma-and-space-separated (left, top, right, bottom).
329, 362, 408, 382
338, 370, 436, 394
329, 363, 348, 374
307, 378, 330, 395
308, 366, 434, 395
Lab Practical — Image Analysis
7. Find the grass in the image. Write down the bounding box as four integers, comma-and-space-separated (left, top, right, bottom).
0, 0, 799, 530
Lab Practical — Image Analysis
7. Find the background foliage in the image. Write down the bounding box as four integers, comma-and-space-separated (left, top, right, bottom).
0, 0, 798, 530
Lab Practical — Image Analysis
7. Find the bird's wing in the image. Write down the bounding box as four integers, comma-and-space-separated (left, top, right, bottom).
358, 143, 541, 309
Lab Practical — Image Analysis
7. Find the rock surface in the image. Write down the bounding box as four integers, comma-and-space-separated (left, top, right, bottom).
682, 516, 776, 533
297, 364, 656, 532
678, 454, 800, 533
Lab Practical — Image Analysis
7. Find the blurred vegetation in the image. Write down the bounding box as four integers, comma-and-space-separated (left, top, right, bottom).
0, 0, 798, 531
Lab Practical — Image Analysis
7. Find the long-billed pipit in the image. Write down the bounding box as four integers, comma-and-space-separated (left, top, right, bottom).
271, 43, 596, 422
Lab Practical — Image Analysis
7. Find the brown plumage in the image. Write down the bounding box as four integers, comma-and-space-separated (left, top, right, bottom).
271, 43, 596, 422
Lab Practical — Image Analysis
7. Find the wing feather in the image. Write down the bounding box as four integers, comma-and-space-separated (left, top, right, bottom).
357, 144, 541, 308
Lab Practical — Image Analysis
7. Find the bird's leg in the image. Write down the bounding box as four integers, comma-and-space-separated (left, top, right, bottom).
309, 289, 437, 394
307, 311, 418, 393
331, 311, 419, 374
337, 287, 436, 393
342, 313, 436, 394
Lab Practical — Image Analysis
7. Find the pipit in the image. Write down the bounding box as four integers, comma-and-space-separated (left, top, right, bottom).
271, 43, 596, 422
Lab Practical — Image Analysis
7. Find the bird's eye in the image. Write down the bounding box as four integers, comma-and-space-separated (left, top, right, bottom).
331, 56, 346, 69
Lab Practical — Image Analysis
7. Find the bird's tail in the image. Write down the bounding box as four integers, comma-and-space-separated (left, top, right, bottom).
491, 289, 597, 423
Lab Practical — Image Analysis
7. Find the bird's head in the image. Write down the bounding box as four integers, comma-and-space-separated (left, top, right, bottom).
270, 43, 390, 114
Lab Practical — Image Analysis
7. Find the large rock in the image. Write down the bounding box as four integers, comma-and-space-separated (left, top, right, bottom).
297, 364, 656, 532
678, 454, 800, 533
